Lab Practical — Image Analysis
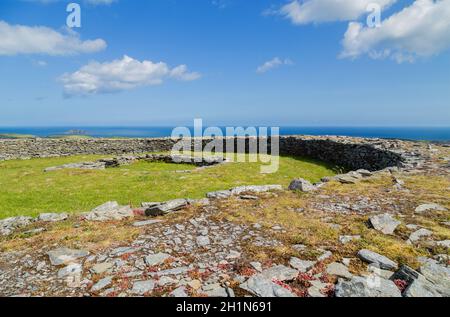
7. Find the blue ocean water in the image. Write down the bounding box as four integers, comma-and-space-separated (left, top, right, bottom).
0, 127, 449, 141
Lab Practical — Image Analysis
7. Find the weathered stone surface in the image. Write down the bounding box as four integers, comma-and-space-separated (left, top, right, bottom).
357, 249, 398, 270
408, 228, 433, 244
91, 262, 113, 274
145, 199, 189, 216
418, 259, 450, 296
0, 216, 34, 236
288, 178, 316, 192
144, 253, 171, 266
91, 276, 112, 292
404, 278, 442, 297
369, 213, 401, 235
339, 235, 361, 244
260, 265, 299, 281
196, 236, 210, 247
132, 220, 163, 227
206, 190, 232, 199
335, 276, 401, 297
415, 203, 447, 213
57, 263, 82, 278
47, 248, 89, 266
326, 262, 353, 279
435, 240, 450, 248
289, 258, 316, 273
131, 280, 155, 295
170, 286, 188, 297
240, 275, 296, 297
84, 202, 134, 221
308, 280, 328, 298
230, 185, 283, 195
202, 283, 228, 297
336, 175, 359, 184
38, 213, 68, 222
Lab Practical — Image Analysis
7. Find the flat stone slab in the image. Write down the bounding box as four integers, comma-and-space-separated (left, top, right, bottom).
289, 257, 316, 273
38, 213, 68, 222
0, 216, 34, 236
131, 280, 155, 295
260, 265, 299, 282
91, 262, 113, 274
230, 185, 283, 195
240, 275, 296, 297
357, 249, 398, 270
326, 262, 353, 279
91, 276, 113, 292
144, 199, 189, 216
84, 201, 134, 222
335, 276, 401, 297
144, 253, 171, 266
369, 213, 401, 235
47, 248, 89, 266
415, 203, 447, 213
408, 228, 433, 244
132, 220, 163, 227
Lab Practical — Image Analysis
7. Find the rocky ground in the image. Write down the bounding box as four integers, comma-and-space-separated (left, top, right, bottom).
0, 141, 449, 297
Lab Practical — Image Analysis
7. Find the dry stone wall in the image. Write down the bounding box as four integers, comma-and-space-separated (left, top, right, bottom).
0, 136, 420, 171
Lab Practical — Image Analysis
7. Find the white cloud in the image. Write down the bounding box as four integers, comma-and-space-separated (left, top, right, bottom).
341, 0, 450, 62
85, 0, 117, 5
0, 21, 106, 56
256, 57, 293, 74
276, 0, 396, 24
23, 0, 117, 5
60, 55, 201, 96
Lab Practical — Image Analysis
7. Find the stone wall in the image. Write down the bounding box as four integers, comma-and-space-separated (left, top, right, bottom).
0, 136, 416, 171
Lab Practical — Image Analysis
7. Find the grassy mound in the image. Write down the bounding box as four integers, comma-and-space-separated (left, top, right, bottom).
0, 154, 339, 218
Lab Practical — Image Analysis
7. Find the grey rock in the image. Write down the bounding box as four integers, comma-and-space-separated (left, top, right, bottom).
260, 265, 298, 281
92, 276, 113, 292
132, 219, 163, 227
289, 257, 316, 273
240, 275, 296, 297
326, 262, 353, 279
415, 203, 447, 213
435, 240, 450, 248
339, 235, 361, 244
170, 286, 188, 297
419, 259, 450, 296
356, 169, 373, 177
308, 280, 328, 298
196, 236, 210, 247
0, 216, 34, 236
144, 253, 171, 266
230, 185, 283, 195
318, 250, 333, 262
369, 213, 401, 235
38, 213, 68, 222
131, 280, 155, 295
57, 263, 82, 278
404, 278, 442, 297
408, 228, 433, 244
335, 276, 401, 297
145, 199, 189, 216
84, 202, 134, 221
357, 249, 398, 270
288, 178, 316, 192
336, 175, 359, 184
367, 264, 394, 280
202, 283, 228, 297
91, 262, 113, 274
206, 190, 232, 199
250, 262, 263, 272
47, 248, 89, 266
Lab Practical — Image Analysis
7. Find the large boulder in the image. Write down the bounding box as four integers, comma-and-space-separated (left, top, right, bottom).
369, 213, 401, 235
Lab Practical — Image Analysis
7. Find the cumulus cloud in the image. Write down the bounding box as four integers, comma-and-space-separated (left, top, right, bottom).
0, 21, 106, 56
256, 57, 293, 74
275, 0, 396, 24
60, 55, 201, 96
340, 0, 450, 62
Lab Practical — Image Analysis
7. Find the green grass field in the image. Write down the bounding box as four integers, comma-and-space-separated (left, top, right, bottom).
0, 154, 339, 219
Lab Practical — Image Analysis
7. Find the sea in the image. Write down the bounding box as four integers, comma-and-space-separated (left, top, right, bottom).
0, 126, 449, 142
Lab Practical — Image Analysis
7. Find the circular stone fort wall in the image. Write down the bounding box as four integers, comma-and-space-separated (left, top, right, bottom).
0, 136, 421, 171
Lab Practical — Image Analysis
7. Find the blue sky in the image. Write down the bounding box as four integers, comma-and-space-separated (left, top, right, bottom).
0, 0, 449, 127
